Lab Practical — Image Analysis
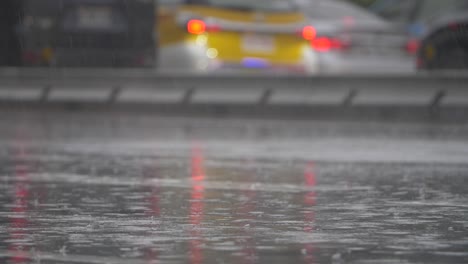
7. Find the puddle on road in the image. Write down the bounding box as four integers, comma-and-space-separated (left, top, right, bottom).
0, 145, 468, 264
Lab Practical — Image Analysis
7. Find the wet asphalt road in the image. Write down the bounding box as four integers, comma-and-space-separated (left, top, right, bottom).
0, 111, 468, 264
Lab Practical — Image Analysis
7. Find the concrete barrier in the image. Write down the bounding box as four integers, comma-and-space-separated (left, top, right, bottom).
0, 68, 467, 110
0, 86, 43, 101
353, 88, 437, 106
119, 88, 187, 104
49, 87, 113, 103
441, 88, 468, 106
269, 88, 350, 106
192, 87, 264, 104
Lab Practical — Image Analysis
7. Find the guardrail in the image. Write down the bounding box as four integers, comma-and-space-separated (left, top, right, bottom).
1, 68, 468, 122
1, 68, 467, 108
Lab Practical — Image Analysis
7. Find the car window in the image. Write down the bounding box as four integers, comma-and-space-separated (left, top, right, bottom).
159, 0, 183, 5
416, 0, 468, 22
369, 0, 418, 22
185, 0, 298, 12
298, 0, 381, 22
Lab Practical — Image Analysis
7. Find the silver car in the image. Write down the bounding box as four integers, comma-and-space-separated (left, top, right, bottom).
296, 0, 415, 74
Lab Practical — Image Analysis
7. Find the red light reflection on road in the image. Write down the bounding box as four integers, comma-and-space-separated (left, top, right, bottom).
304, 162, 317, 207
234, 157, 258, 264
9, 139, 31, 263
143, 165, 161, 264
191, 146, 205, 182
144, 164, 161, 218
189, 145, 205, 264
238, 189, 257, 264
303, 162, 317, 264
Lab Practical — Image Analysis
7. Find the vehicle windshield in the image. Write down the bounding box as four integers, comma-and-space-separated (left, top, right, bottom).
416, 0, 468, 21
299, 0, 380, 22
369, 0, 468, 23
186, 0, 298, 12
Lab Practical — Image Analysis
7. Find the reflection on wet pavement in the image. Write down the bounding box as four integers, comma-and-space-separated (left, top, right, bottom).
1, 143, 467, 264
189, 145, 205, 264
8, 139, 31, 264
0, 115, 467, 263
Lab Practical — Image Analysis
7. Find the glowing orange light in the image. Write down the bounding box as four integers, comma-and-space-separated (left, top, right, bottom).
187, 20, 206, 35
312, 37, 333, 52
302, 26, 317, 41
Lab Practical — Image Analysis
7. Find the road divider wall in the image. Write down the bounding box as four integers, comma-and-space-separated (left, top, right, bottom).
1, 69, 467, 121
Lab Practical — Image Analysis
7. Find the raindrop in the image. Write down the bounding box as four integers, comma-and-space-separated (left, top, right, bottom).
332, 252, 343, 263
59, 245, 67, 256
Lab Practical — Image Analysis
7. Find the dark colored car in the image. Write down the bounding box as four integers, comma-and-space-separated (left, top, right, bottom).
367, 0, 468, 70
18, 0, 157, 67
418, 11, 468, 70
0, 0, 23, 66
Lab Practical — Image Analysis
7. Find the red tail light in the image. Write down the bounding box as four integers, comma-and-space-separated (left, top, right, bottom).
22, 51, 40, 64
405, 39, 420, 55
311, 37, 347, 52
206, 24, 221, 32
302, 26, 317, 41
449, 23, 460, 30
312, 37, 332, 51
187, 19, 221, 34
187, 20, 206, 34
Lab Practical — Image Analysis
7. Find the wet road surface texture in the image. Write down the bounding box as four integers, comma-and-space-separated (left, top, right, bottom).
0, 111, 468, 264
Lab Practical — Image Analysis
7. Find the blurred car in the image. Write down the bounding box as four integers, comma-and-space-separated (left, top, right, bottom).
296, 0, 415, 73
370, 0, 468, 70
157, 0, 319, 74
0, 0, 22, 66
18, 0, 156, 67
418, 11, 468, 70
368, 0, 468, 54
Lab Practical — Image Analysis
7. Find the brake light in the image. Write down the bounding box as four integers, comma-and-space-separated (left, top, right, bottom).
22, 51, 40, 64
449, 23, 460, 30
405, 39, 420, 55
311, 37, 347, 52
187, 19, 221, 34
302, 26, 317, 41
187, 20, 206, 35
206, 24, 221, 32
312, 37, 332, 51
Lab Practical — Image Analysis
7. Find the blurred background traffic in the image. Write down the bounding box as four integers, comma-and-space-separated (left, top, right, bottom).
1, 0, 467, 74
1, 3, 468, 263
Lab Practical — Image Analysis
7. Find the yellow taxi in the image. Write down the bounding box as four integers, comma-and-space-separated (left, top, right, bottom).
157, 0, 319, 73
